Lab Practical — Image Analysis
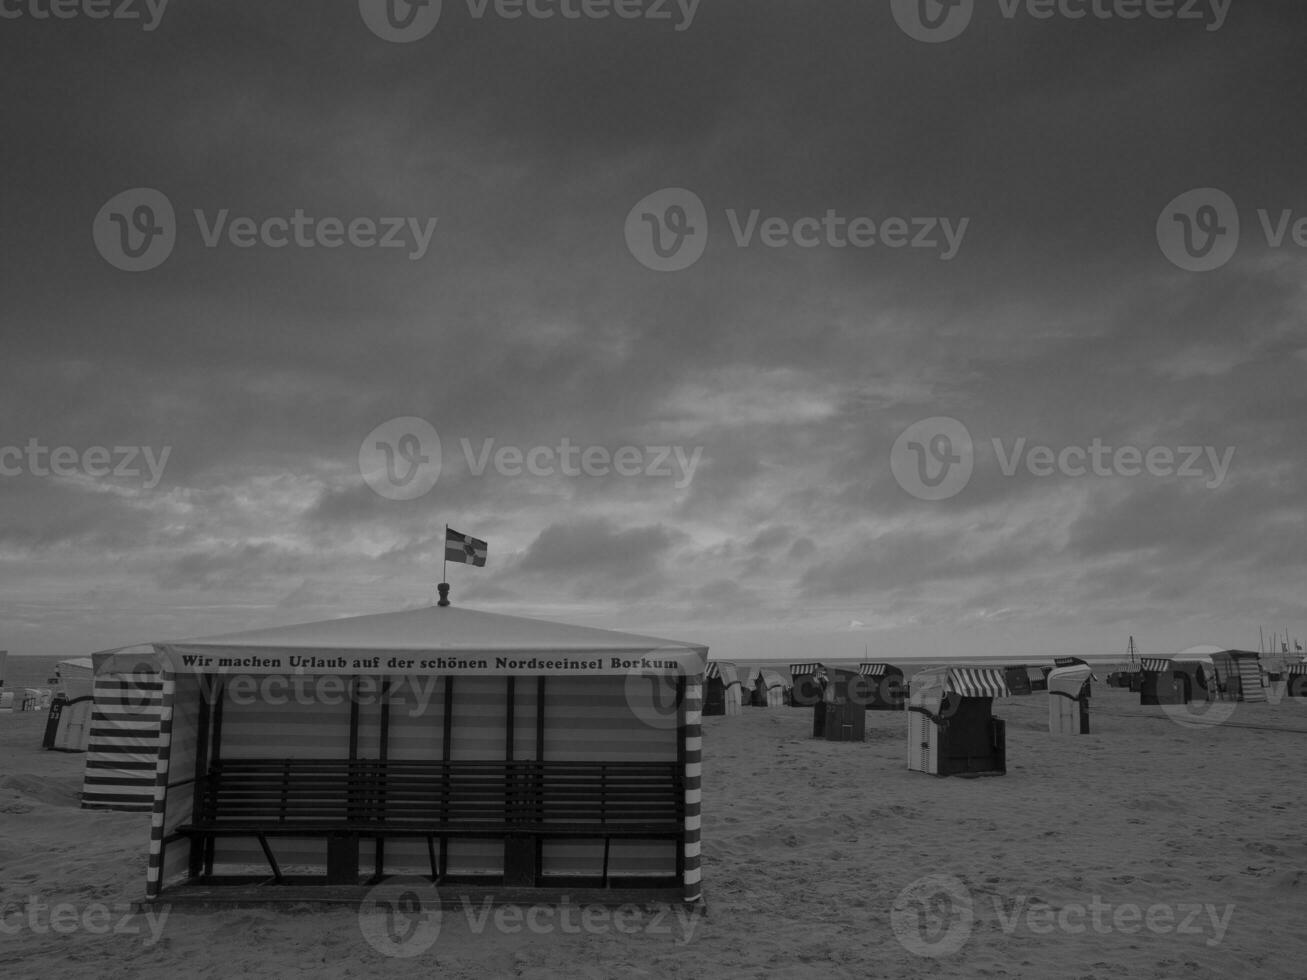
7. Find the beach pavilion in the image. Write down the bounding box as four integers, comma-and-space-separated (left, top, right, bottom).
135, 600, 707, 904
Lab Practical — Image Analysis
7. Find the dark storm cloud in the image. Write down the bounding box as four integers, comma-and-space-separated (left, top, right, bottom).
2, 0, 1306, 655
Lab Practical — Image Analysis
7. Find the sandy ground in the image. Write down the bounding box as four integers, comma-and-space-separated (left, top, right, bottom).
3, 686, 1307, 979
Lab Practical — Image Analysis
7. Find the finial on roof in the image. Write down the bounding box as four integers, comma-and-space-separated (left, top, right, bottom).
437, 582, 451, 607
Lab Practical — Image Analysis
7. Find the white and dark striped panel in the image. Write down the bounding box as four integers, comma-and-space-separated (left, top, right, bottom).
789, 663, 822, 677
682, 677, 702, 904
1141, 658, 1172, 673
945, 667, 1008, 699
859, 663, 888, 676
1286, 663, 1307, 676
83, 673, 163, 811
1235, 658, 1266, 703
145, 670, 175, 898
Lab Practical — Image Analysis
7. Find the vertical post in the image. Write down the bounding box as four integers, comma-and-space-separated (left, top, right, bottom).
680, 673, 702, 904
145, 667, 177, 900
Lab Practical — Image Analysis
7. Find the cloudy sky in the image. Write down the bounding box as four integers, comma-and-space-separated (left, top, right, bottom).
1, 0, 1304, 662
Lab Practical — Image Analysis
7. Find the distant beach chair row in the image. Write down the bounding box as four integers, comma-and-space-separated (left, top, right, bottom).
1136, 651, 1267, 705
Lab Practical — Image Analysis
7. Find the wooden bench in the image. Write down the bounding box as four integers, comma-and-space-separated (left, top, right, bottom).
178, 758, 685, 884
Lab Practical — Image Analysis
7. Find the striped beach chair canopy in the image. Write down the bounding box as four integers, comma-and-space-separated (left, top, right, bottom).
1140, 657, 1172, 672
1287, 662, 1307, 676
945, 667, 1009, 698
789, 662, 823, 675
705, 661, 741, 686
1051, 657, 1099, 682
858, 662, 889, 676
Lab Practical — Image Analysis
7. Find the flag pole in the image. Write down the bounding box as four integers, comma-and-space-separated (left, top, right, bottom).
438, 524, 450, 606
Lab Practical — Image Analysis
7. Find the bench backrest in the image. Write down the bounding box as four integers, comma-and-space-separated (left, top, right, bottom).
198, 759, 684, 827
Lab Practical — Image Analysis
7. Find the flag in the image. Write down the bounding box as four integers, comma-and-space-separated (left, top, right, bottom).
1297, 641, 1303, 652
445, 527, 487, 567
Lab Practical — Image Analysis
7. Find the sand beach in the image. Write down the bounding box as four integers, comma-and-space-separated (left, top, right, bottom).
3, 675, 1306, 980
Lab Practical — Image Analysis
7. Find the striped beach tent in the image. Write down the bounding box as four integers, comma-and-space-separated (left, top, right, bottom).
1047, 663, 1093, 735
1140, 655, 1211, 706
43, 657, 97, 751
748, 668, 788, 707
703, 660, 742, 716
789, 662, 826, 707
1285, 662, 1307, 698
81, 650, 164, 811
1209, 650, 1265, 703
857, 662, 907, 710
907, 667, 1008, 777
